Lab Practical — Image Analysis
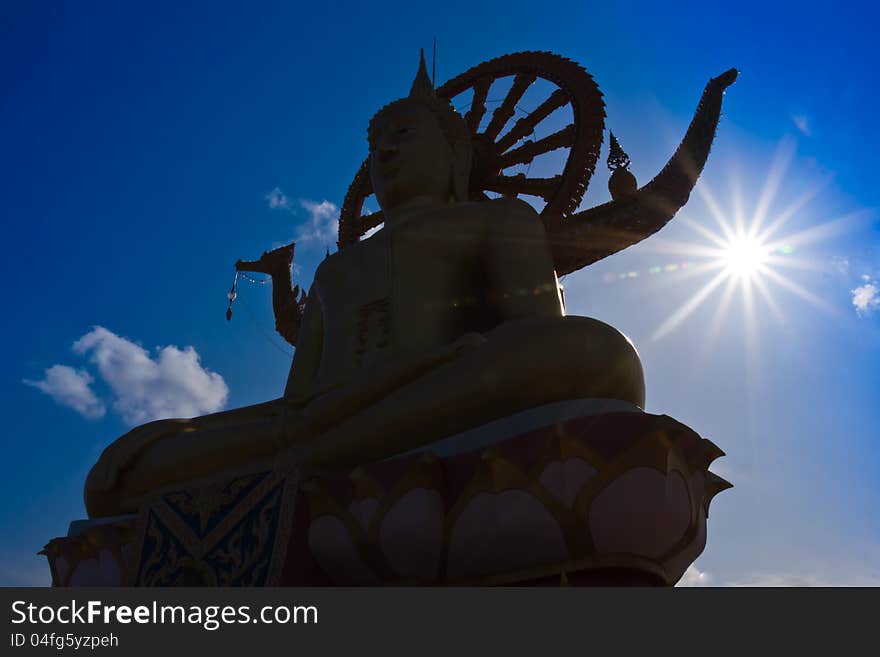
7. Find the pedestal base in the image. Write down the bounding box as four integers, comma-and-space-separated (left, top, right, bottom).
42, 402, 729, 586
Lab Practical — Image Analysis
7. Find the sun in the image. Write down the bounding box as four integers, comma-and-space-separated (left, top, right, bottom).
720, 234, 769, 279
641, 137, 863, 344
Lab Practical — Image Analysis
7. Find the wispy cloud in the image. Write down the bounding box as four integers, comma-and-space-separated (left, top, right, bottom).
676, 564, 712, 587
726, 571, 880, 587
25, 327, 228, 425
265, 188, 340, 248
296, 199, 339, 245
791, 114, 811, 137
830, 255, 849, 275
266, 186, 292, 210
852, 275, 879, 316
23, 365, 105, 420
680, 567, 880, 587
726, 573, 823, 587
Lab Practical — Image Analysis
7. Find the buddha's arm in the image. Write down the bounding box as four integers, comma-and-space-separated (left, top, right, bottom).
276, 331, 487, 451
487, 198, 565, 319
283, 286, 324, 402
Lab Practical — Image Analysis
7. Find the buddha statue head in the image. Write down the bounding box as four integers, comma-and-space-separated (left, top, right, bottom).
368, 51, 473, 214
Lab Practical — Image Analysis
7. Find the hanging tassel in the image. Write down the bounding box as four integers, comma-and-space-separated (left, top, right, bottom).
226, 271, 238, 321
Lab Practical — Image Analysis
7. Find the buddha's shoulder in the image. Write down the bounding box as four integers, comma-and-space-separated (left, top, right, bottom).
444, 197, 539, 219
414, 198, 540, 230
483, 196, 540, 217
313, 233, 385, 281
481, 197, 543, 225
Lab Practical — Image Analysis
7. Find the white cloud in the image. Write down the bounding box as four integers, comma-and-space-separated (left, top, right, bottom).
23, 365, 106, 420
265, 189, 340, 247
297, 199, 339, 245
851, 275, 879, 315
676, 564, 712, 587
266, 186, 292, 210
72, 327, 229, 425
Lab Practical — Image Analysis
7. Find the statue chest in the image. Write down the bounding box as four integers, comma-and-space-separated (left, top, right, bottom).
316, 221, 485, 378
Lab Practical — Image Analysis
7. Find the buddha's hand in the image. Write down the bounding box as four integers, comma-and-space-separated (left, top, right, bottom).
87, 418, 192, 492
236, 241, 295, 275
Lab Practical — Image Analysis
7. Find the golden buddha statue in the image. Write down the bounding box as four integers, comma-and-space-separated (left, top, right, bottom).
85, 52, 736, 519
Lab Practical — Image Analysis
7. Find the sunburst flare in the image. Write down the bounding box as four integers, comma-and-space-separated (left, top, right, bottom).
647, 140, 863, 343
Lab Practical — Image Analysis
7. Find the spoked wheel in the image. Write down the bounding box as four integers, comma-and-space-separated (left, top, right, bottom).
338, 51, 606, 248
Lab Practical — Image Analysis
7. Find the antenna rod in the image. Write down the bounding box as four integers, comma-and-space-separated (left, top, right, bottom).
432, 37, 436, 86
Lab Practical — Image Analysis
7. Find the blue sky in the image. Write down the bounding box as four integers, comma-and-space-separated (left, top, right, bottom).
2, 0, 878, 586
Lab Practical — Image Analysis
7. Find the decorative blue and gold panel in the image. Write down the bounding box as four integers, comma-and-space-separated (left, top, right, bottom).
133, 470, 298, 586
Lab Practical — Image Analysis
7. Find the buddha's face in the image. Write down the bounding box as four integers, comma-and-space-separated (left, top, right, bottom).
369, 103, 455, 213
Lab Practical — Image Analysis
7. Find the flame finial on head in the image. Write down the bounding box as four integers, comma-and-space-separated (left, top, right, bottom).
409, 49, 435, 100
366, 48, 473, 203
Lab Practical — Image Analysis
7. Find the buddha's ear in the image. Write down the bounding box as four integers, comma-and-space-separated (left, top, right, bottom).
451, 139, 473, 202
